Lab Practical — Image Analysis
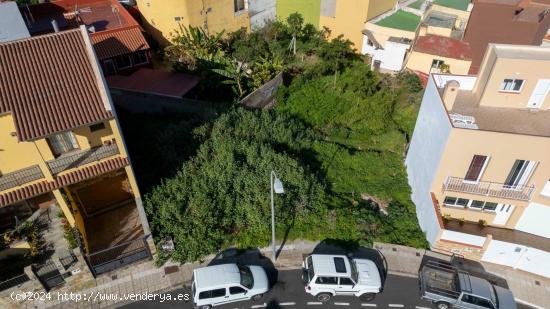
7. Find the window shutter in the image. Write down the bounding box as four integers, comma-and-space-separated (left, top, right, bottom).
464, 155, 487, 181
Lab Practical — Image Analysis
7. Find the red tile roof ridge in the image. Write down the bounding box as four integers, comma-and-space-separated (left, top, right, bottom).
0, 27, 81, 45
89, 23, 142, 36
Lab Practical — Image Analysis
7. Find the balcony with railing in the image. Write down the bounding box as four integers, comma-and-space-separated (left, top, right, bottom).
0, 165, 45, 192
46, 143, 120, 175
443, 176, 535, 201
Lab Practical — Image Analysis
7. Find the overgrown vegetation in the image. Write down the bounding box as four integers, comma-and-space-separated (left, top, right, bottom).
58, 211, 78, 250
138, 14, 428, 264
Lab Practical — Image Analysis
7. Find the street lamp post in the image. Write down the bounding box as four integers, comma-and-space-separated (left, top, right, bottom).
270, 171, 284, 261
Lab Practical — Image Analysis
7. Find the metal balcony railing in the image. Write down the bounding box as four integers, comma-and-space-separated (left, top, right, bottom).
0, 165, 44, 191
443, 176, 535, 201
46, 143, 119, 175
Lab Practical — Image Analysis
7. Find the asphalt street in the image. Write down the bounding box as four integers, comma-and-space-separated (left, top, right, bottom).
121, 270, 437, 309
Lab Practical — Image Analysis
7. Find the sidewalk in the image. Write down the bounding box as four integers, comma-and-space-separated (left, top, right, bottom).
7, 240, 550, 309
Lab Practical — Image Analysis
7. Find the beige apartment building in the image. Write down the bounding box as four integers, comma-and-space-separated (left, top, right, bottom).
406, 44, 550, 278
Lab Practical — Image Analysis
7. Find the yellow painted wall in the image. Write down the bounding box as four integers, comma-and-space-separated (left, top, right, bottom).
320, 0, 396, 51
367, 0, 397, 20
0, 114, 51, 176
62, 188, 89, 251
431, 128, 550, 229
137, 0, 250, 46
0, 115, 124, 200
73, 121, 115, 149
475, 56, 550, 109
406, 51, 472, 75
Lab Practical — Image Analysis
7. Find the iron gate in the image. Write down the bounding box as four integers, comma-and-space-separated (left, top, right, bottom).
85, 236, 151, 277
32, 260, 64, 291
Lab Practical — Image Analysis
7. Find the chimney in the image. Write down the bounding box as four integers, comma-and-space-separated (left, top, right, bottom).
443, 80, 460, 111
51, 19, 59, 33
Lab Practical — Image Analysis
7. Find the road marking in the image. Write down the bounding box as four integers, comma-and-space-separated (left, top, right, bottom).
416, 307, 431, 309
334, 302, 349, 306
388, 305, 404, 308
280, 302, 296, 306
251, 304, 267, 308
361, 304, 377, 307
307, 302, 323, 305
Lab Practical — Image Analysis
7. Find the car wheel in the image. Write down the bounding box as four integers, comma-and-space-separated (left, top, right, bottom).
435, 302, 450, 309
198, 305, 211, 309
316, 293, 332, 302
359, 293, 376, 302
252, 294, 263, 301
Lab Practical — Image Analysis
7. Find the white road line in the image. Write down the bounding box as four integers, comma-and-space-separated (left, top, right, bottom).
251, 304, 267, 308
334, 302, 350, 306
361, 304, 377, 307
307, 302, 323, 305
279, 302, 296, 306
388, 305, 404, 308
416, 307, 431, 309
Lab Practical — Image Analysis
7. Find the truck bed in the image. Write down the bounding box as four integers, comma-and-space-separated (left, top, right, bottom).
420, 260, 461, 300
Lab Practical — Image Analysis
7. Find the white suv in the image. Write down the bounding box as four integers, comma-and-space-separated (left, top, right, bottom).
192, 263, 269, 309
302, 254, 382, 302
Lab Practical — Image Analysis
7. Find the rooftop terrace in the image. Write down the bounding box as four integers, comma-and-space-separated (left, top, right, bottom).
375, 10, 421, 32
434, 74, 550, 137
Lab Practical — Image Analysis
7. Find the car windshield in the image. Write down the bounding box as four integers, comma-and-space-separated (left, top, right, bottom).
239, 265, 254, 289
350, 259, 359, 283
490, 285, 498, 308
307, 256, 315, 283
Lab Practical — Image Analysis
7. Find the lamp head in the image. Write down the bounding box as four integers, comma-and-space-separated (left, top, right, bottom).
274, 177, 284, 194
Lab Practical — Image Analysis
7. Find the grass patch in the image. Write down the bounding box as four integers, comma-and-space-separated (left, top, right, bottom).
434, 0, 469, 11
375, 10, 421, 32
409, 0, 425, 10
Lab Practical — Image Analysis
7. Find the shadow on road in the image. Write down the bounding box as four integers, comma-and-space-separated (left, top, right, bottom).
266, 299, 281, 309
208, 247, 279, 287
309, 239, 389, 290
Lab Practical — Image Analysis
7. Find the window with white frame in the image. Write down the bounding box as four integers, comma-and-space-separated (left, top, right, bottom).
464, 155, 489, 183
500, 78, 525, 92
443, 196, 498, 212
504, 159, 537, 189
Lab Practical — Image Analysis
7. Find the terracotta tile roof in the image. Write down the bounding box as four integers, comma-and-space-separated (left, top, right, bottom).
413, 35, 472, 60
90, 26, 149, 60
56, 157, 129, 187
0, 28, 113, 141
0, 181, 57, 208
0, 157, 129, 207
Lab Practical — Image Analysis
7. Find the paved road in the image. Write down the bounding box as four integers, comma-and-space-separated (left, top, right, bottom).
122, 270, 437, 309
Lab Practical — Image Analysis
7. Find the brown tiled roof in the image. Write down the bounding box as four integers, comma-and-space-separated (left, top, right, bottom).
0, 157, 129, 207
464, 0, 550, 73
413, 35, 472, 60
90, 26, 149, 60
0, 28, 113, 141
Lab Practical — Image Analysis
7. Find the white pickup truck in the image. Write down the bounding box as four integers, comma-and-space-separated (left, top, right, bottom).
302, 254, 382, 302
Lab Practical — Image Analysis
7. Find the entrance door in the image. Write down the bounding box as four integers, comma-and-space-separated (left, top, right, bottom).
527, 79, 550, 108
492, 204, 515, 225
